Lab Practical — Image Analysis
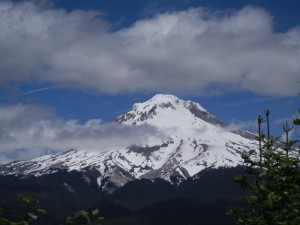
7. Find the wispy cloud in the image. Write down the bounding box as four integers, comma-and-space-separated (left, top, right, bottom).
0, 104, 167, 163
0, 86, 56, 100
223, 98, 272, 107
273, 112, 299, 125
226, 119, 257, 132
226, 111, 300, 140
0, 1, 299, 96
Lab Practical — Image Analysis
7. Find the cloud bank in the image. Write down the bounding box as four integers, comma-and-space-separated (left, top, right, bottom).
0, 104, 166, 162
0, 1, 299, 96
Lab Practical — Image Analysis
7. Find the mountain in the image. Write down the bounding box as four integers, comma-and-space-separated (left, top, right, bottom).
0, 167, 245, 225
96, 167, 246, 225
0, 94, 257, 192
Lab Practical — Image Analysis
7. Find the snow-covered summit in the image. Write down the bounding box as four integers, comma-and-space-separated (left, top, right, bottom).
115, 94, 224, 128
133, 94, 207, 114
142, 94, 181, 104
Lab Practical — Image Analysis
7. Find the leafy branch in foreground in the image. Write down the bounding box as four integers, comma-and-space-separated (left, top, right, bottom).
65, 209, 104, 225
0, 194, 103, 225
0, 194, 45, 225
228, 109, 300, 225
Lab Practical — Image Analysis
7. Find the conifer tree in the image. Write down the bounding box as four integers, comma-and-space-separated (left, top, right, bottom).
228, 109, 300, 225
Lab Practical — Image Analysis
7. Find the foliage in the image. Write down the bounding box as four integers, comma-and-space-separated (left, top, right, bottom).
0, 194, 45, 225
228, 109, 300, 225
0, 194, 103, 225
65, 209, 104, 225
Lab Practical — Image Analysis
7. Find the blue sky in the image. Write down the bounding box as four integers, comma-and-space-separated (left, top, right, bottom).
0, 0, 299, 162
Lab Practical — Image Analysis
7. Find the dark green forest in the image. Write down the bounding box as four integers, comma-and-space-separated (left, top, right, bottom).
0, 166, 245, 225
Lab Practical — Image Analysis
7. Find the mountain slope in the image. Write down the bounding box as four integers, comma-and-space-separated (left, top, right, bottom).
0, 167, 245, 225
0, 94, 257, 190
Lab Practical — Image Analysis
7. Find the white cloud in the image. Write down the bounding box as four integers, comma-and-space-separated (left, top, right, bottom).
227, 111, 300, 140
0, 104, 166, 163
0, 1, 299, 96
273, 112, 300, 140
226, 119, 258, 133
273, 112, 299, 125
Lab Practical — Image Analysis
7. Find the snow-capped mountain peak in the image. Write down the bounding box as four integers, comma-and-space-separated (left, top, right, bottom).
115, 94, 224, 128
136, 94, 208, 114
133, 94, 208, 115
0, 94, 257, 192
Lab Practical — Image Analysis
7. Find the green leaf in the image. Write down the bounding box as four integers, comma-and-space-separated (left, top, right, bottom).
97, 217, 104, 222
17, 194, 38, 205
27, 212, 38, 220
234, 175, 249, 187
0, 218, 10, 225
92, 209, 99, 217
248, 195, 258, 204
65, 216, 74, 225
293, 118, 300, 125
74, 210, 91, 224
36, 208, 46, 214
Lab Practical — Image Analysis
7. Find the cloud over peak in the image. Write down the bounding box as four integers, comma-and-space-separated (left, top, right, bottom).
0, 1, 299, 96
0, 103, 166, 162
